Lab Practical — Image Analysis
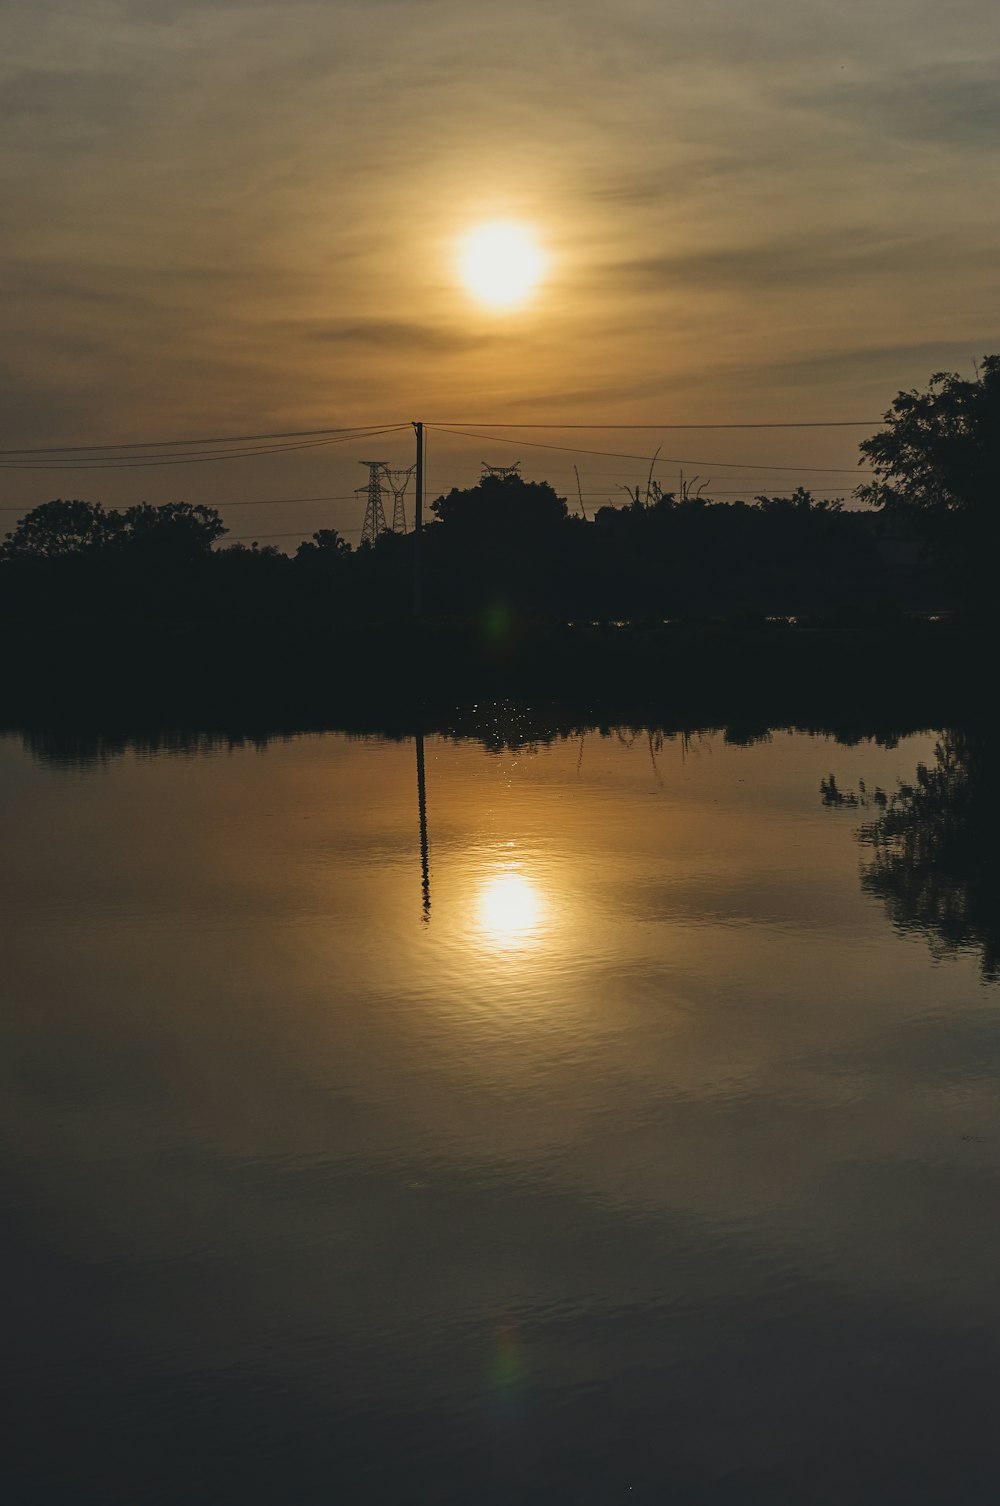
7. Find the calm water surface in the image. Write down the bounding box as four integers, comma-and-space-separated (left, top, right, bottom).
3, 721, 999, 1504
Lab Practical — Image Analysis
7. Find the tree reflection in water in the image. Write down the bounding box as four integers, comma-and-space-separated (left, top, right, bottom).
824, 732, 1000, 980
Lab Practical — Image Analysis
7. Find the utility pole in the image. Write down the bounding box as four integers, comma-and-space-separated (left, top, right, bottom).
412, 421, 423, 617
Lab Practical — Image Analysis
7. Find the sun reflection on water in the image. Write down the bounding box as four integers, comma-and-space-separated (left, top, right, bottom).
476, 869, 547, 949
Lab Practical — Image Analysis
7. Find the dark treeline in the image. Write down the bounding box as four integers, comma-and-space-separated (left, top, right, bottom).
0, 483, 970, 722
420, 477, 945, 618
2, 355, 995, 713
0, 479, 945, 637
0, 707, 936, 769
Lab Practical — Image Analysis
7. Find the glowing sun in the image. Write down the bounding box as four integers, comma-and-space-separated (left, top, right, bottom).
476, 870, 546, 947
458, 221, 546, 309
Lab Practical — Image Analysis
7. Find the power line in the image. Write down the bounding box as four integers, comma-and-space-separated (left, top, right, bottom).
0, 418, 881, 460
223, 529, 361, 543
0, 422, 403, 459
1, 441, 345, 470
0, 492, 370, 515
579, 487, 851, 498
426, 425, 872, 474
0, 483, 856, 519
426, 470, 854, 490
0, 426, 411, 471
212, 503, 359, 515
426, 419, 879, 429
0, 435, 387, 467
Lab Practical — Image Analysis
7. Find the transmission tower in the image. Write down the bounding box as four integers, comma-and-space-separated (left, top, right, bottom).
357, 460, 389, 546
381, 464, 415, 533
480, 461, 522, 480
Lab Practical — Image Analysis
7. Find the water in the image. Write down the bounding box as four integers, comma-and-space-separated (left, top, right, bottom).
4, 719, 999, 1504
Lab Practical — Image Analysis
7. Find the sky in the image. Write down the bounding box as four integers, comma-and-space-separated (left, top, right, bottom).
2, 0, 999, 542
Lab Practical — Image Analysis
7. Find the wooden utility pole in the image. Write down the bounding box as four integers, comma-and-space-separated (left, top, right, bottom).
412, 420, 424, 616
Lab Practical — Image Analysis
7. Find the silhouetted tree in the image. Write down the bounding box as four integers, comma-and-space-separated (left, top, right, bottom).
585, 488, 884, 617
827, 733, 1000, 980
858, 356, 1000, 602
117, 502, 225, 562
295, 529, 351, 561
0, 499, 119, 558
756, 486, 842, 515
0, 498, 224, 562
431, 473, 567, 537
427, 474, 569, 614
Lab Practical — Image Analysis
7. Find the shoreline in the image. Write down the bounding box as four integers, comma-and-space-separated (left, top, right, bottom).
2, 618, 992, 749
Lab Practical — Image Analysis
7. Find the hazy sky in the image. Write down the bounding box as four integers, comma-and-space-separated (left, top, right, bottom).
3, 0, 999, 536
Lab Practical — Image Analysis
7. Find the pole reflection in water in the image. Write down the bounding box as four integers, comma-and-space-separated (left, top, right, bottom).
415, 726, 431, 922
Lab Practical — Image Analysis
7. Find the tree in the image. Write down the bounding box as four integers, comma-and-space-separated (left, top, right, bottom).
426, 474, 569, 614
827, 732, 1000, 980
295, 528, 351, 561
0, 498, 225, 563
430, 473, 567, 538
118, 502, 225, 562
0, 499, 119, 559
858, 356, 1000, 598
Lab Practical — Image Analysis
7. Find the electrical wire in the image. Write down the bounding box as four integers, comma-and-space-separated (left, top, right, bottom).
216, 503, 361, 515
0, 435, 393, 468
0, 422, 404, 459
0, 426, 411, 471
0, 417, 881, 460
0, 495, 352, 513
224, 529, 361, 543
426, 419, 878, 429
426, 425, 872, 474
426, 472, 854, 492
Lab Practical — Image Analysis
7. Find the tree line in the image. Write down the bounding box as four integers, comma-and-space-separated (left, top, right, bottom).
1, 355, 996, 634
0, 481, 917, 628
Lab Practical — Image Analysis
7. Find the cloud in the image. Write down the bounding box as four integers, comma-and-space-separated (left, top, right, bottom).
754, 340, 1000, 385
797, 60, 1000, 149
2, 0, 999, 473
305, 319, 498, 354
608, 231, 999, 296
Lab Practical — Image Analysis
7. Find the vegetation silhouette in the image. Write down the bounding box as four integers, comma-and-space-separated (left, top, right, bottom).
858, 355, 1000, 606
0, 479, 942, 638
0, 499, 974, 734
4, 706, 976, 768
4, 354, 996, 644
7, 353, 1000, 719
823, 731, 1000, 980
1, 498, 224, 560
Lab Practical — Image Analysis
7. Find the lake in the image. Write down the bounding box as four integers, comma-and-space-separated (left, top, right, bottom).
4, 715, 999, 1504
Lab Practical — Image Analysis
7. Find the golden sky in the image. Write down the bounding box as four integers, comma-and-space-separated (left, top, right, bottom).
2, 0, 999, 538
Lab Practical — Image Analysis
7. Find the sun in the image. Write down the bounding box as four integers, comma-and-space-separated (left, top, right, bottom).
458, 221, 546, 310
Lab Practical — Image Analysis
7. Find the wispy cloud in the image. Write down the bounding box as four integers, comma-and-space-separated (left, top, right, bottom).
305, 319, 498, 354
609, 231, 999, 295
1, 0, 998, 488
792, 60, 1000, 149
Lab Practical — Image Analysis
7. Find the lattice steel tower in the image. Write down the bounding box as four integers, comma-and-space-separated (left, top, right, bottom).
481, 461, 522, 480
381, 464, 415, 533
357, 460, 389, 546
